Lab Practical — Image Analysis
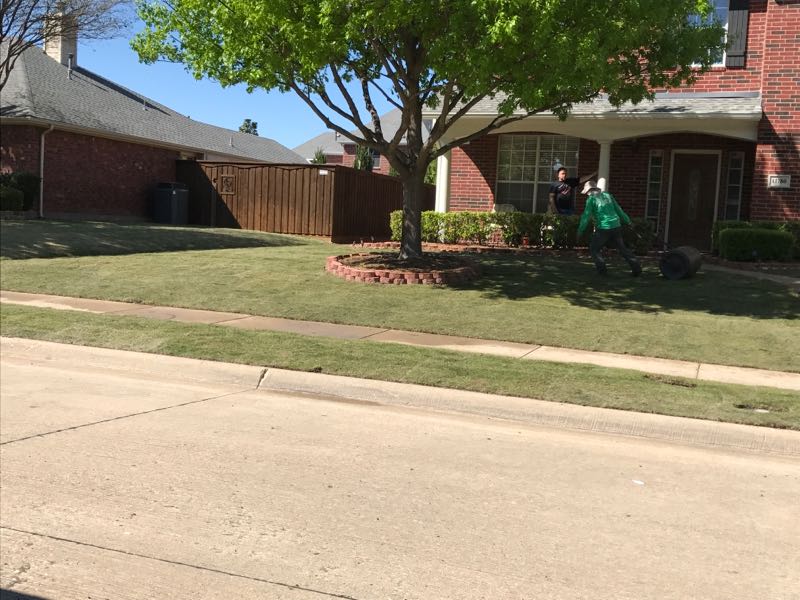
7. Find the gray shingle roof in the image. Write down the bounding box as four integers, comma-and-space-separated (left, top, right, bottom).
293, 108, 432, 160
1, 44, 306, 163
423, 92, 762, 119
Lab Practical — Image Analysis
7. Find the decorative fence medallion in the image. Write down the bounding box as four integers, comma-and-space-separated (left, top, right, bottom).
218, 175, 236, 195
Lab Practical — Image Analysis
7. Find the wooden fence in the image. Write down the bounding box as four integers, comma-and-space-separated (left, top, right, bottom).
176, 161, 436, 242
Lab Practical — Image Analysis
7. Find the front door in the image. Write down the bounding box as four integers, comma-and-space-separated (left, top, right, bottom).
668, 153, 719, 250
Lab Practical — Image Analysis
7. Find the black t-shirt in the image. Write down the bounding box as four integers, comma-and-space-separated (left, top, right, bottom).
549, 177, 579, 211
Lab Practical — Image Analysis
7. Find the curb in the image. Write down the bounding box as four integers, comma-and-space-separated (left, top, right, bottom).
4, 337, 798, 457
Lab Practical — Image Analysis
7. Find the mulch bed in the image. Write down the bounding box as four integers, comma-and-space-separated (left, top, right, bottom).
326, 252, 480, 285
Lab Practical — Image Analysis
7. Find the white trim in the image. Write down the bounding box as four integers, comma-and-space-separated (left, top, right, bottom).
645, 150, 664, 231
664, 150, 722, 247
725, 151, 745, 221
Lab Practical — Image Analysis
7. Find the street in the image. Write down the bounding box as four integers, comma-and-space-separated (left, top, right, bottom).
1, 338, 799, 600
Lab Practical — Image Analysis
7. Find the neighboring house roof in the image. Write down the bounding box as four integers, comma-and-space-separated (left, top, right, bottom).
293, 129, 344, 160
293, 108, 433, 161
0, 44, 305, 163
423, 91, 763, 120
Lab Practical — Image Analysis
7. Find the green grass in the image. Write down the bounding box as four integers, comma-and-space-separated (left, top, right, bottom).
1, 220, 798, 372
2, 303, 798, 430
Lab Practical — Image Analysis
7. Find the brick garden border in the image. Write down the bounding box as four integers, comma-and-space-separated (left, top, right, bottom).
326, 253, 481, 285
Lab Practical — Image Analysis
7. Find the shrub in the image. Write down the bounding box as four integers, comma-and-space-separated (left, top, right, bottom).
310, 147, 327, 164
353, 145, 374, 171
718, 228, 794, 262
0, 185, 25, 211
542, 214, 581, 248
389, 210, 402, 241
0, 171, 39, 210
623, 218, 657, 256
420, 211, 444, 242
713, 219, 800, 259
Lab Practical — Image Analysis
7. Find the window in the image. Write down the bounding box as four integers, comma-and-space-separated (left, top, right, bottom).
371, 150, 381, 169
645, 151, 664, 228
495, 134, 580, 213
689, 0, 729, 66
724, 151, 744, 220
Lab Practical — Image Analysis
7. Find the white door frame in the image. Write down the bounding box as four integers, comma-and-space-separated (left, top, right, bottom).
664, 149, 722, 247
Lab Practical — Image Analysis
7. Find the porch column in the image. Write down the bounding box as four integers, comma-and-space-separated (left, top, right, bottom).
597, 140, 612, 191
434, 150, 451, 212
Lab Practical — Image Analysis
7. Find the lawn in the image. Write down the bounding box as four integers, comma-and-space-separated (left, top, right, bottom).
1, 220, 798, 373
2, 303, 798, 430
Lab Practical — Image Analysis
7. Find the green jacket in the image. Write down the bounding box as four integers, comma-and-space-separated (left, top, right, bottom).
577, 191, 632, 236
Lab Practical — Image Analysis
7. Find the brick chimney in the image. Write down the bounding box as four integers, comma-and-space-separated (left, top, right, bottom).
43, 13, 78, 66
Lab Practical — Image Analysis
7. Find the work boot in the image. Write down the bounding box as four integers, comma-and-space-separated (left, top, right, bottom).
631, 263, 642, 277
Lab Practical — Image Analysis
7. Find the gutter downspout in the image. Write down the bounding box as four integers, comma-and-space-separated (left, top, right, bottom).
39, 124, 54, 218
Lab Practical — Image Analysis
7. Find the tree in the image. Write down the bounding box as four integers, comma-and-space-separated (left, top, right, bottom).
133, 0, 724, 260
0, 0, 131, 91
310, 147, 327, 164
352, 144, 373, 171
239, 117, 258, 135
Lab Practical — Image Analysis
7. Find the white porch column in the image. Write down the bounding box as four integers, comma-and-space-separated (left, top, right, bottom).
597, 140, 612, 191
434, 150, 451, 212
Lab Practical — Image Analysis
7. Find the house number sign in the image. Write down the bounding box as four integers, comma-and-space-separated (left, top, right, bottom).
767, 174, 791, 189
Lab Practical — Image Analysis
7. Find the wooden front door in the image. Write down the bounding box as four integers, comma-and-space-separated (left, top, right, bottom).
668, 153, 719, 250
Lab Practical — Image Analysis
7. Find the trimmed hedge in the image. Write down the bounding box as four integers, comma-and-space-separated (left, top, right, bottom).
0, 172, 39, 211
389, 210, 656, 253
713, 220, 800, 259
0, 185, 25, 211
718, 228, 794, 262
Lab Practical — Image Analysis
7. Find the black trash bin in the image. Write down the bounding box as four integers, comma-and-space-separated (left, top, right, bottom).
659, 246, 703, 280
152, 182, 188, 225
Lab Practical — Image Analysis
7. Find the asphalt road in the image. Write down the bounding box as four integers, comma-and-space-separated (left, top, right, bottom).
1, 339, 799, 600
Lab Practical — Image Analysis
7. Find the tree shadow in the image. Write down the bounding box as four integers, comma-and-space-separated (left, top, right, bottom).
0, 220, 311, 260
1, 590, 53, 600
458, 253, 799, 320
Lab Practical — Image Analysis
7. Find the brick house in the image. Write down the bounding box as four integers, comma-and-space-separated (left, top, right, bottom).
425, 0, 799, 250
0, 40, 304, 220
293, 108, 431, 176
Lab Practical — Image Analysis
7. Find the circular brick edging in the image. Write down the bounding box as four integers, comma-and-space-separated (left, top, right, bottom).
326, 253, 481, 285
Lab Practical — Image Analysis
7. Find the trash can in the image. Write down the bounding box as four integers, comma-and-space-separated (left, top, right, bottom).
152, 182, 188, 225
659, 246, 703, 280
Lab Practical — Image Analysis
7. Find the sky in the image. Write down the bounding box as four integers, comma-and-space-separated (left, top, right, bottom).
77, 24, 395, 151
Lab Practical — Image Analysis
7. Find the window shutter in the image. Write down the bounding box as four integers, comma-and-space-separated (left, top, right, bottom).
726, 0, 749, 68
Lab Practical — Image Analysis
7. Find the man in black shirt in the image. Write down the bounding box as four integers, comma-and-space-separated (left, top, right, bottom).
548, 168, 595, 215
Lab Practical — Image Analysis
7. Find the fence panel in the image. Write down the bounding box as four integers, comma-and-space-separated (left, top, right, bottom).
176, 161, 434, 240
331, 168, 436, 242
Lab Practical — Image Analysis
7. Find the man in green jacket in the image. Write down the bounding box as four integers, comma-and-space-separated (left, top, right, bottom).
577, 180, 641, 276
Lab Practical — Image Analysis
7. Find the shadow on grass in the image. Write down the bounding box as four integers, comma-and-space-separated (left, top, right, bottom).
0, 220, 311, 260
460, 253, 799, 320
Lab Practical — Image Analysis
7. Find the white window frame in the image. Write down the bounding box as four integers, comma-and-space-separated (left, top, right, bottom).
645, 150, 664, 230
494, 134, 580, 213
724, 151, 745, 221
690, 0, 729, 66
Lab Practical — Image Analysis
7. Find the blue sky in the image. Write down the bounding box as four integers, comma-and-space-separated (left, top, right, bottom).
78, 27, 394, 150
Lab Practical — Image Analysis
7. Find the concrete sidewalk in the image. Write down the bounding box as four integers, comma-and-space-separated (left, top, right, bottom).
2, 289, 799, 391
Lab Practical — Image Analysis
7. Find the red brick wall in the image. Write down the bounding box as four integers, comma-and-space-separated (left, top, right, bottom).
666, 0, 767, 95
1, 125, 180, 218
750, 1, 800, 221
0, 125, 41, 174
449, 135, 498, 211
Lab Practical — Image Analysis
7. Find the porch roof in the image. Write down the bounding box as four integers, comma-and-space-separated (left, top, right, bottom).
425, 92, 763, 142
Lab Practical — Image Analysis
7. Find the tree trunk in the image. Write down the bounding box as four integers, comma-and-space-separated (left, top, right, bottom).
399, 170, 426, 260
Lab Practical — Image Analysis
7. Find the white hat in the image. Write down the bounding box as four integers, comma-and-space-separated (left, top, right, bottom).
581, 180, 600, 194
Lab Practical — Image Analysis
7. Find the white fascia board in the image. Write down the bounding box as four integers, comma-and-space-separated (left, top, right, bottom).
443, 113, 761, 142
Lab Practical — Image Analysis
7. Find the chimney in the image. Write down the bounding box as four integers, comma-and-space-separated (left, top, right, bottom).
43, 13, 78, 67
